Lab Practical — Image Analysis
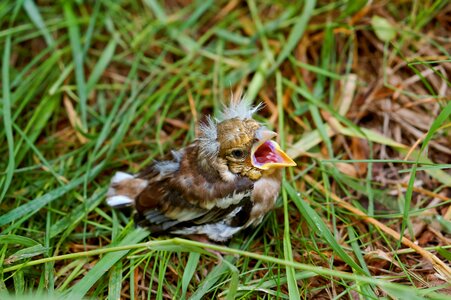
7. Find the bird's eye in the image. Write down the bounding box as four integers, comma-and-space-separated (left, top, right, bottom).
231, 149, 245, 159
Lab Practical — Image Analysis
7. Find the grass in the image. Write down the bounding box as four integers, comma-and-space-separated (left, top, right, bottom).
1, 0, 450, 299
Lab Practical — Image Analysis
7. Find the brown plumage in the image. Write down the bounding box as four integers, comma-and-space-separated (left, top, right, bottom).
106, 100, 296, 241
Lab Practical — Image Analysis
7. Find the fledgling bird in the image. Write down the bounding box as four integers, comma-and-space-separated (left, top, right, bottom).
106, 99, 296, 241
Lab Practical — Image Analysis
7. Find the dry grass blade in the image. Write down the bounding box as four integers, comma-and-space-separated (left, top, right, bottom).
302, 174, 451, 281
63, 95, 88, 144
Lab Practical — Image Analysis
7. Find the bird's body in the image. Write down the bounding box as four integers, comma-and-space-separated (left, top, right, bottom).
107, 100, 296, 241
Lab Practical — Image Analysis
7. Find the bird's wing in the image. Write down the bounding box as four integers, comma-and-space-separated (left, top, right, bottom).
134, 170, 254, 233
133, 147, 254, 233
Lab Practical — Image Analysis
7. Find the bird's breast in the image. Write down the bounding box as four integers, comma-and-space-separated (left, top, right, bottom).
247, 171, 282, 227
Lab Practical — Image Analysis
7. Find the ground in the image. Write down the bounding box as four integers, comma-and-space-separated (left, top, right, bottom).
0, 0, 450, 299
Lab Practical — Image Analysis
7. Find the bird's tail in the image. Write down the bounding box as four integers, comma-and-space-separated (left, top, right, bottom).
106, 172, 148, 208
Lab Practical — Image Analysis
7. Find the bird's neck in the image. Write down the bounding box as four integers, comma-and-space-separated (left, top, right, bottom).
193, 143, 237, 182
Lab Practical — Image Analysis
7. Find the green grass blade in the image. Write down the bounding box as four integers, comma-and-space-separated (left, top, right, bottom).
0, 164, 103, 227
156, 253, 170, 300
181, 252, 200, 299
180, 0, 214, 31
22, 0, 55, 46
66, 228, 149, 299
284, 182, 365, 274
246, 58, 270, 102
0, 235, 39, 247
6, 244, 48, 264
189, 257, 235, 300
222, 259, 239, 300
56, 259, 86, 292
82, 0, 101, 56
108, 261, 123, 300
13, 95, 59, 167
86, 38, 117, 94
143, 0, 197, 52
271, 0, 316, 72
63, 2, 88, 130
402, 101, 451, 246
50, 188, 106, 239
13, 270, 24, 295
289, 57, 343, 80
12, 123, 66, 186
1, 35, 14, 204
282, 186, 301, 299
277, 72, 300, 299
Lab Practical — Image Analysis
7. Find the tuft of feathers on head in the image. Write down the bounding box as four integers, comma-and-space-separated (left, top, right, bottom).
218, 98, 262, 122
197, 98, 262, 158
198, 116, 220, 158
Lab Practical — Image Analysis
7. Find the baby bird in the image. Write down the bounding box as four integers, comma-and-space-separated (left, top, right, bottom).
106, 99, 296, 241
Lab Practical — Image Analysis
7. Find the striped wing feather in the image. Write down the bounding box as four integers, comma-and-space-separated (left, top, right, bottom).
134, 145, 254, 234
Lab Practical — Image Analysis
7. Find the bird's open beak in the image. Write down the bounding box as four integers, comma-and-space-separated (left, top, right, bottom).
251, 129, 297, 170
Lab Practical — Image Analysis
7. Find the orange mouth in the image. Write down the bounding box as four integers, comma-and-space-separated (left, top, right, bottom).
251, 131, 296, 170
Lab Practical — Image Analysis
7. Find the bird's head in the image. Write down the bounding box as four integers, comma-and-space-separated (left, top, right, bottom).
197, 100, 296, 181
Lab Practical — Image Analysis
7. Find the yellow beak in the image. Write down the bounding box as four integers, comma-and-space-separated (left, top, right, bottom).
250, 129, 297, 170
